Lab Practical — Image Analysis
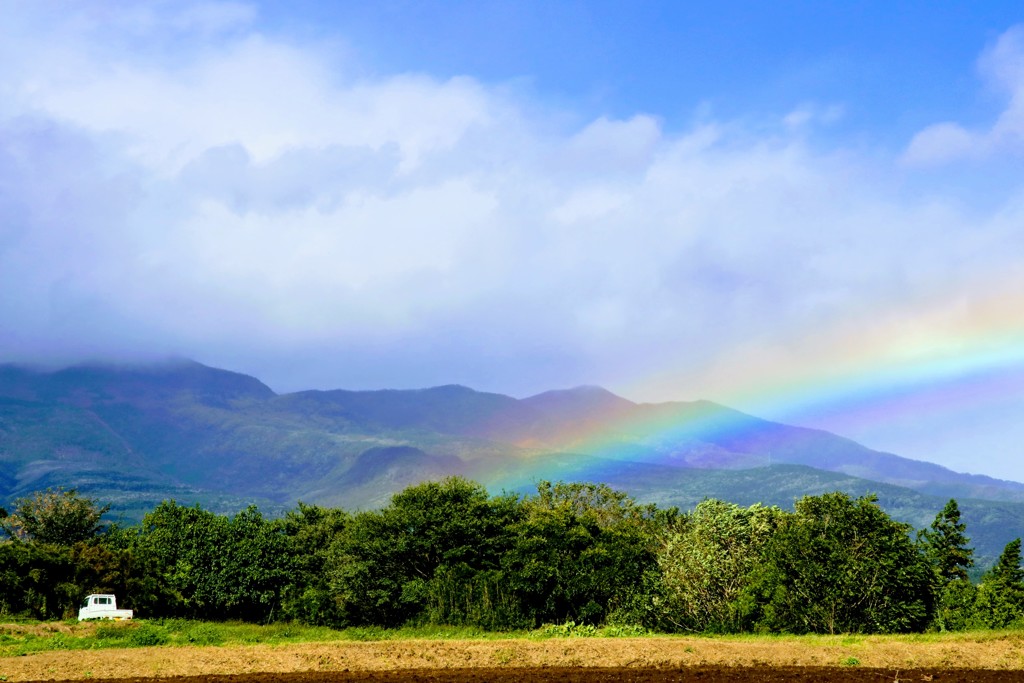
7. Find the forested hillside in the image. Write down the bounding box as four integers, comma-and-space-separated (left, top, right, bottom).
4, 360, 1024, 563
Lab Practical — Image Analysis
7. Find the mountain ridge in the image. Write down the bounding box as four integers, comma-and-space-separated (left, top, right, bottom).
1, 358, 1023, 563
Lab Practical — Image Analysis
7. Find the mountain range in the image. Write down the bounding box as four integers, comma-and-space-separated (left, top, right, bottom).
1, 358, 1022, 565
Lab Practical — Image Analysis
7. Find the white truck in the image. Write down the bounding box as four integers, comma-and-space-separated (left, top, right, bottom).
78, 594, 133, 621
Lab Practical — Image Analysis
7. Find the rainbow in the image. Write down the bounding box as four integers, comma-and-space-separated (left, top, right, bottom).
497, 277, 1024, 487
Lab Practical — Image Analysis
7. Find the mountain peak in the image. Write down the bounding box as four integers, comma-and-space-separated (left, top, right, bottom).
521, 385, 635, 420
46, 358, 276, 404
417, 384, 477, 394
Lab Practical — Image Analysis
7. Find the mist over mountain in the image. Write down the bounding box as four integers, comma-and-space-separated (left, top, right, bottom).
2, 359, 1023, 563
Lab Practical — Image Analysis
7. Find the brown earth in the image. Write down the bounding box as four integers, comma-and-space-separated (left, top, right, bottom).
22, 670, 1024, 683
5, 636, 1024, 683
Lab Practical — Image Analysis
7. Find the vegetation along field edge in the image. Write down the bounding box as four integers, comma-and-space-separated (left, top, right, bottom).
1, 478, 1022, 637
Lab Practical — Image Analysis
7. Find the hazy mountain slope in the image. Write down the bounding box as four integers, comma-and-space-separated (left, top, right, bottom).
523, 392, 1024, 503
3, 362, 1021, 507
268, 384, 547, 443
0, 395, 281, 521
42, 360, 277, 405
516, 385, 637, 444
0, 361, 290, 509
655, 401, 1024, 500
309, 445, 467, 509
1, 359, 1023, 562
0, 362, 529, 506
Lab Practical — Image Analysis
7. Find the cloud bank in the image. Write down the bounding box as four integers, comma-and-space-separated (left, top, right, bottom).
1, 4, 1024, 477
904, 25, 1024, 165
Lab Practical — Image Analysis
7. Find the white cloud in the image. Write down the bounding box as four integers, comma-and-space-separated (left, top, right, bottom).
782, 103, 844, 129
902, 122, 980, 165
2, 5, 1024, 477
6, 24, 494, 173
904, 25, 1024, 166
171, 2, 257, 34
0, 9, 1006, 366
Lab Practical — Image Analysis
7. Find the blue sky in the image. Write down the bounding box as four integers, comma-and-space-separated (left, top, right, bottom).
262, 2, 1014, 137
2, 1, 1024, 479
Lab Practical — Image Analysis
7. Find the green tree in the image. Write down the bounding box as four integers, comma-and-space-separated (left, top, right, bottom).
988, 538, 1024, 584
921, 499, 973, 585
0, 542, 77, 619
328, 477, 520, 627
98, 523, 177, 618
658, 499, 782, 633
132, 501, 292, 621
750, 492, 931, 634
932, 577, 978, 632
920, 499, 975, 631
276, 502, 349, 625
1, 488, 109, 545
501, 481, 667, 627
974, 538, 1024, 628
70, 541, 138, 607
131, 500, 230, 618
219, 505, 294, 621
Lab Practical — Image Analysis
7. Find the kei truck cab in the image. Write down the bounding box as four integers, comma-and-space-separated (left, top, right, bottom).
78, 594, 133, 621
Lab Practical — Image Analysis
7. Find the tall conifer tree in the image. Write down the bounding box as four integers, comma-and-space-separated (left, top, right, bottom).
921, 499, 973, 586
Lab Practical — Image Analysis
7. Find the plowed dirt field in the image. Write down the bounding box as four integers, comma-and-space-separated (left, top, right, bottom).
22, 669, 1024, 682
5, 636, 1024, 683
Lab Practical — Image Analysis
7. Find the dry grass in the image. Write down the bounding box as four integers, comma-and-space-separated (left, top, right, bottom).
2, 631, 1024, 681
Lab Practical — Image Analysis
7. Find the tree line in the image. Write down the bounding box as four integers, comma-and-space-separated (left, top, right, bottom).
0, 478, 1021, 634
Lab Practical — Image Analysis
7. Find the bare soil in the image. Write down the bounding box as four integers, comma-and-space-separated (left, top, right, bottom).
5, 635, 1024, 682
28, 670, 1024, 683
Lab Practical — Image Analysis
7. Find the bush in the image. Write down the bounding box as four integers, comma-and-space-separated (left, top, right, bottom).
601, 623, 647, 637
537, 621, 598, 638
931, 578, 978, 631
183, 623, 224, 645
128, 624, 170, 647
94, 622, 133, 641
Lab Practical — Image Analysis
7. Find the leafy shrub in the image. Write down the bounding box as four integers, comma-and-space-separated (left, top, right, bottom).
128, 624, 170, 647
931, 578, 978, 632
94, 623, 133, 640
537, 621, 598, 638
600, 624, 647, 637
341, 626, 389, 641
183, 623, 224, 645
48, 634, 69, 650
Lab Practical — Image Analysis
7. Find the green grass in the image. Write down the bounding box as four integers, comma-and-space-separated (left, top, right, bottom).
0, 619, 657, 656
0, 620, 526, 656
3, 620, 1024, 657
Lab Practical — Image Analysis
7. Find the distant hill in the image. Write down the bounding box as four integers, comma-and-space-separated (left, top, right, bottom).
1, 359, 1021, 563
